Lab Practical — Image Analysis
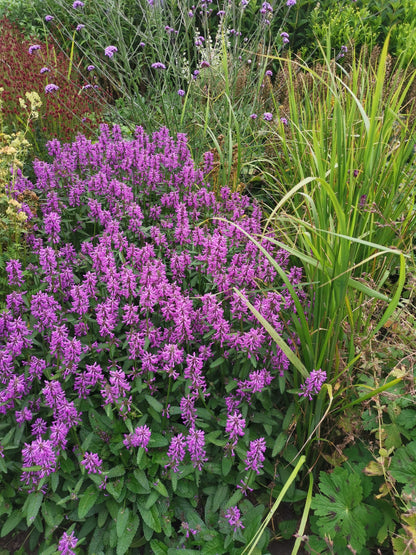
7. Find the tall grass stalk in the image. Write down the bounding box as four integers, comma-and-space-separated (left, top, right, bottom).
40, 0, 294, 161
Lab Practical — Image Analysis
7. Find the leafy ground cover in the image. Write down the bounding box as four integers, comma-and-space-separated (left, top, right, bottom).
0, 0, 416, 553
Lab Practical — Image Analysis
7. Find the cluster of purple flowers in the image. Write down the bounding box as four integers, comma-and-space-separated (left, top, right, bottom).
2, 125, 306, 517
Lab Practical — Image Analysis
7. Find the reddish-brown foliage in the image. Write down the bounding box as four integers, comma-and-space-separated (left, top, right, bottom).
0, 17, 107, 151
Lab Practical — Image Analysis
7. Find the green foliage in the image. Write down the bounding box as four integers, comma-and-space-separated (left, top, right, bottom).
311, 467, 381, 552
310, 3, 380, 52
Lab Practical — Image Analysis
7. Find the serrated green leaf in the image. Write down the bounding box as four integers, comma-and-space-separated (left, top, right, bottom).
138, 505, 161, 533
149, 433, 169, 448
133, 470, 150, 492
116, 507, 130, 538
176, 479, 198, 499
106, 478, 125, 502
150, 539, 168, 555
153, 480, 168, 497
390, 440, 416, 490
311, 468, 375, 551
26, 493, 43, 526
1, 511, 23, 537
197, 534, 225, 554
222, 456, 232, 477
212, 485, 229, 514
272, 432, 286, 457
78, 485, 100, 519
107, 465, 125, 479
209, 357, 225, 369
145, 394, 163, 413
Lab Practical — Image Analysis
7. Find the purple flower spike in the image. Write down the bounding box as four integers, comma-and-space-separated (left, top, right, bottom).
178, 89, 185, 96
72, 1, 84, 8
45, 15, 54, 22
81, 451, 103, 474
45, 84, 59, 94
151, 62, 166, 69
244, 437, 266, 474
58, 531, 78, 555
104, 45, 118, 58
263, 112, 273, 121
40, 67, 50, 74
299, 369, 327, 400
76, 24, 85, 31
286, 0, 296, 6
225, 506, 244, 532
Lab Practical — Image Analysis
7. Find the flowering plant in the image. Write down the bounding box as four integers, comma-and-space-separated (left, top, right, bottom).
0, 124, 308, 552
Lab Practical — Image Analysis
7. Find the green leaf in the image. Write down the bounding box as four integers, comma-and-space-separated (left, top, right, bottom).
107, 465, 125, 479
145, 394, 163, 413
212, 485, 229, 514
222, 456, 232, 477
198, 534, 225, 554
1, 511, 23, 537
209, 357, 225, 369
272, 433, 286, 457
106, 478, 125, 502
152, 480, 169, 497
149, 539, 168, 555
150, 433, 169, 448
116, 507, 130, 538
78, 485, 100, 519
116, 513, 140, 555
311, 468, 375, 551
133, 470, 150, 492
138, 505, 161, 533
390, 440, 416, 491
26, 493, 43, 527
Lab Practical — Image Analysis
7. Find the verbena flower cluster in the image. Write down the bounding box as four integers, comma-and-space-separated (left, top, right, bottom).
1, 124, 306, 549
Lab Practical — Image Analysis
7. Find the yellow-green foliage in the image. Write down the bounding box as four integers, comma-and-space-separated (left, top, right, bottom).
0, 88, 41, 253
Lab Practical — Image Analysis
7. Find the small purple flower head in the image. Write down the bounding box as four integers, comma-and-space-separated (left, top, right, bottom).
105, 45, 118, 58
200, 60, 210, 68
225, 506, 244, 532
286, 0, 296, 6
45, 15, 54, 22
81, 451, 103, 474
265, 69, 273, 77
139, 41, 145, 47
178, 89, 185, 96
299, 369, 327, 400
244, 437, 266, 474
280, 117, 288, 125
45, 84, 59, 94
40, 67, 50, 74
28, 44, 41, 54
250, 113, 258, 120
87, 64, 95, 71
76, 24, 85, 31
281, 31, 290, 44
72, 1, 84, 8
58, 531, 78, 555
263, 112, 273, 121
151, 62, 166, 69
123, 425, 151, 451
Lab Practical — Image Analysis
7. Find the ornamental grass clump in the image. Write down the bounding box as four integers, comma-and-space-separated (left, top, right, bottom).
0, 17, 103, 157
0, 124, 307, 553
